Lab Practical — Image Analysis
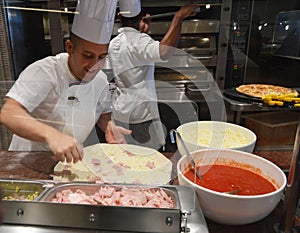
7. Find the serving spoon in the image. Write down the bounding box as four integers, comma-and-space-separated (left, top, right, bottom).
223, 189, 240, 195
170, 129, 203, 181
170, 129, 241, 195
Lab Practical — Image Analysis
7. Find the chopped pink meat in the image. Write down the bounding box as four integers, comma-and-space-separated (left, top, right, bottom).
112, 164, 124, 176
145, 161, 156, 169
97, 186, 115, 198
92, 176, 105, 184
117, 163, 131, 169
110, 191, 121, 205
123, 150, 135, 157
68, 192, 87, 203
50, 186, 175, 209
91, 158, 101, 166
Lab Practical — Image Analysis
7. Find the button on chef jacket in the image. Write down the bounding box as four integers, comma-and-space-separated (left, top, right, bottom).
108, 27, 166, 124
6, 53, 111, 151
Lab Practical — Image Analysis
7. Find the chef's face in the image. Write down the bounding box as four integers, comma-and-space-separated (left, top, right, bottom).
66, 34, 108, 81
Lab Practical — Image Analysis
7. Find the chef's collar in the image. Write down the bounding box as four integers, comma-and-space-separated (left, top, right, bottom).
118, 27, 140, 34
69, 81, 89, 87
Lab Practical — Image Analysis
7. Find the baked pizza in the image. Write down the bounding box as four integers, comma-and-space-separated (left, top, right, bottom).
236, 84, 298, 98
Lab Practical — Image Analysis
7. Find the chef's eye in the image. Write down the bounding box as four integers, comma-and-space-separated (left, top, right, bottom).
98, 55, 108, 62
83, 53, 94, 59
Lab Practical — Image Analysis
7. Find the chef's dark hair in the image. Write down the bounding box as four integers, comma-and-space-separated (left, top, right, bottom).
119, 11, 143, 27
69, 31, 81, 47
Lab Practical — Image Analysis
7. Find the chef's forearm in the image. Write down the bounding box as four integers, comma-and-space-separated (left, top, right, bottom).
159, 14, 183, 59
96, 112, 112, 132
0, 98, 57, 143
159, 5, 198, 59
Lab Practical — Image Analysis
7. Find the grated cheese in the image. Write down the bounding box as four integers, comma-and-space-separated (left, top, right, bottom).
183, 128, 250, 148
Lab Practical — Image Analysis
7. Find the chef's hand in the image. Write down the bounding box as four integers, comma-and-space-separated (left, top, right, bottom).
176, 4, 199, 19
140, 13, 151, 33
46, 129, 83, 163
105, 120, 132, 144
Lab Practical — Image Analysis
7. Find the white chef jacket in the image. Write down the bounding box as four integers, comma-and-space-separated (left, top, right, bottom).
108, 27, 166, 124
7, 53, 111, 151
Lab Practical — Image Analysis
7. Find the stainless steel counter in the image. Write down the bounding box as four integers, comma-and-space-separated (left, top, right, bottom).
223, 94, 300, 124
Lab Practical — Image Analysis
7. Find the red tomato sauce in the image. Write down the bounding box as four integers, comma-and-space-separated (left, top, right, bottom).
184, 165, 276, 195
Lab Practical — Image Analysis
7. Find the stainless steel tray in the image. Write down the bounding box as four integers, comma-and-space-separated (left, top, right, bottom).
2, 183, 208, 233
41, 183, 180, 208
0, 179, 51, 201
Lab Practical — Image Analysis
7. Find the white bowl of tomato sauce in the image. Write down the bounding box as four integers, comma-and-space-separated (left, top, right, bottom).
177, 149, 287, 225
176, 121, 257, 155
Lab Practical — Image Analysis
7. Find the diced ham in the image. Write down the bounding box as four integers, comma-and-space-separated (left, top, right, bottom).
97, 186, 115, 198
110, 191, 121, 205
91, 158, 101, 166
68, 193, 87, 203
145, 161, 156, 169
117, 163, 131, 169
91, 176, 105, 183
112, 164, 124, 176
50, 186, 175, 209
123, 150, 135, 157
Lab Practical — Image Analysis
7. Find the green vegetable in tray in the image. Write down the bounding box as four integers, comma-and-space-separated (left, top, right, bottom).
3, 191, 40, 201
2, 184, 41, 201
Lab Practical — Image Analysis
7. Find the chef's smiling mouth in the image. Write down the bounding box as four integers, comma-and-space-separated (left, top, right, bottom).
85, 67, 98, 74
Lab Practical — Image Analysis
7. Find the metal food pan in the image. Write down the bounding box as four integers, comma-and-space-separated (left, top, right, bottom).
0, 179, 51, 201
40, 183, 180, 209
2, 183, 202, 232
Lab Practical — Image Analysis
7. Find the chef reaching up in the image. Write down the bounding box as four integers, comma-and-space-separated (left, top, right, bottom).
108, 0, 199, 150
0, 0, 131, 163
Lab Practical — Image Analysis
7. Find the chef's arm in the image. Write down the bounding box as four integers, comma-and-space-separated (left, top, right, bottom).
159, 4, 198, 60
97, 113, 131, 144
139, 13, 150, 33
0, 98, 82, 163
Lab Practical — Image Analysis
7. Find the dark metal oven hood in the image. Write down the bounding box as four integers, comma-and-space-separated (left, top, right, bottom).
112, 20, 220, 36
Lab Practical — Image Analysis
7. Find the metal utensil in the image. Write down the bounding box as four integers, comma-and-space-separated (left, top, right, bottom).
170, 129, 203, 180
223, 189, 240, 195
143, 7, 201, 20
170, 129, 241, 195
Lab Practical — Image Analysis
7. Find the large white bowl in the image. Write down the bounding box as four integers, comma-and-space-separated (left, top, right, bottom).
176, 121, 257, 155
177, 149, 287, 225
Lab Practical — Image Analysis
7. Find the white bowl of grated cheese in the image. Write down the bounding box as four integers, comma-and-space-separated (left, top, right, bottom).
176, 121, 256, 155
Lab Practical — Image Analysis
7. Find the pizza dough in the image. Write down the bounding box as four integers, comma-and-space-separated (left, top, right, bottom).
236, 84, 298, 98
53, 143, 172, 185
52, 160, 98, 182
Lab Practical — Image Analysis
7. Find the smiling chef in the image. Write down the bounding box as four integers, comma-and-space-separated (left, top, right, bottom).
0, 0, 131, 164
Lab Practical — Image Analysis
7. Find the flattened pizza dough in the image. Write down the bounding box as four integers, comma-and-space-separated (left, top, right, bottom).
53, 143, 172, 185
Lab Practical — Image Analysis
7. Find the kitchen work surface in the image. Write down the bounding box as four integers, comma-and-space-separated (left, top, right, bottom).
0, 149, 298, 233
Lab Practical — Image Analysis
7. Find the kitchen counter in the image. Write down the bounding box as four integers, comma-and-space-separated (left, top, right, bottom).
0, 150, 299, 233
222, 89, 300, 124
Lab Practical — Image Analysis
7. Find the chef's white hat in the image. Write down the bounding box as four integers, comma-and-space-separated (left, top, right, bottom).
72, 0, 118, 44
119, 0, 141, 18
